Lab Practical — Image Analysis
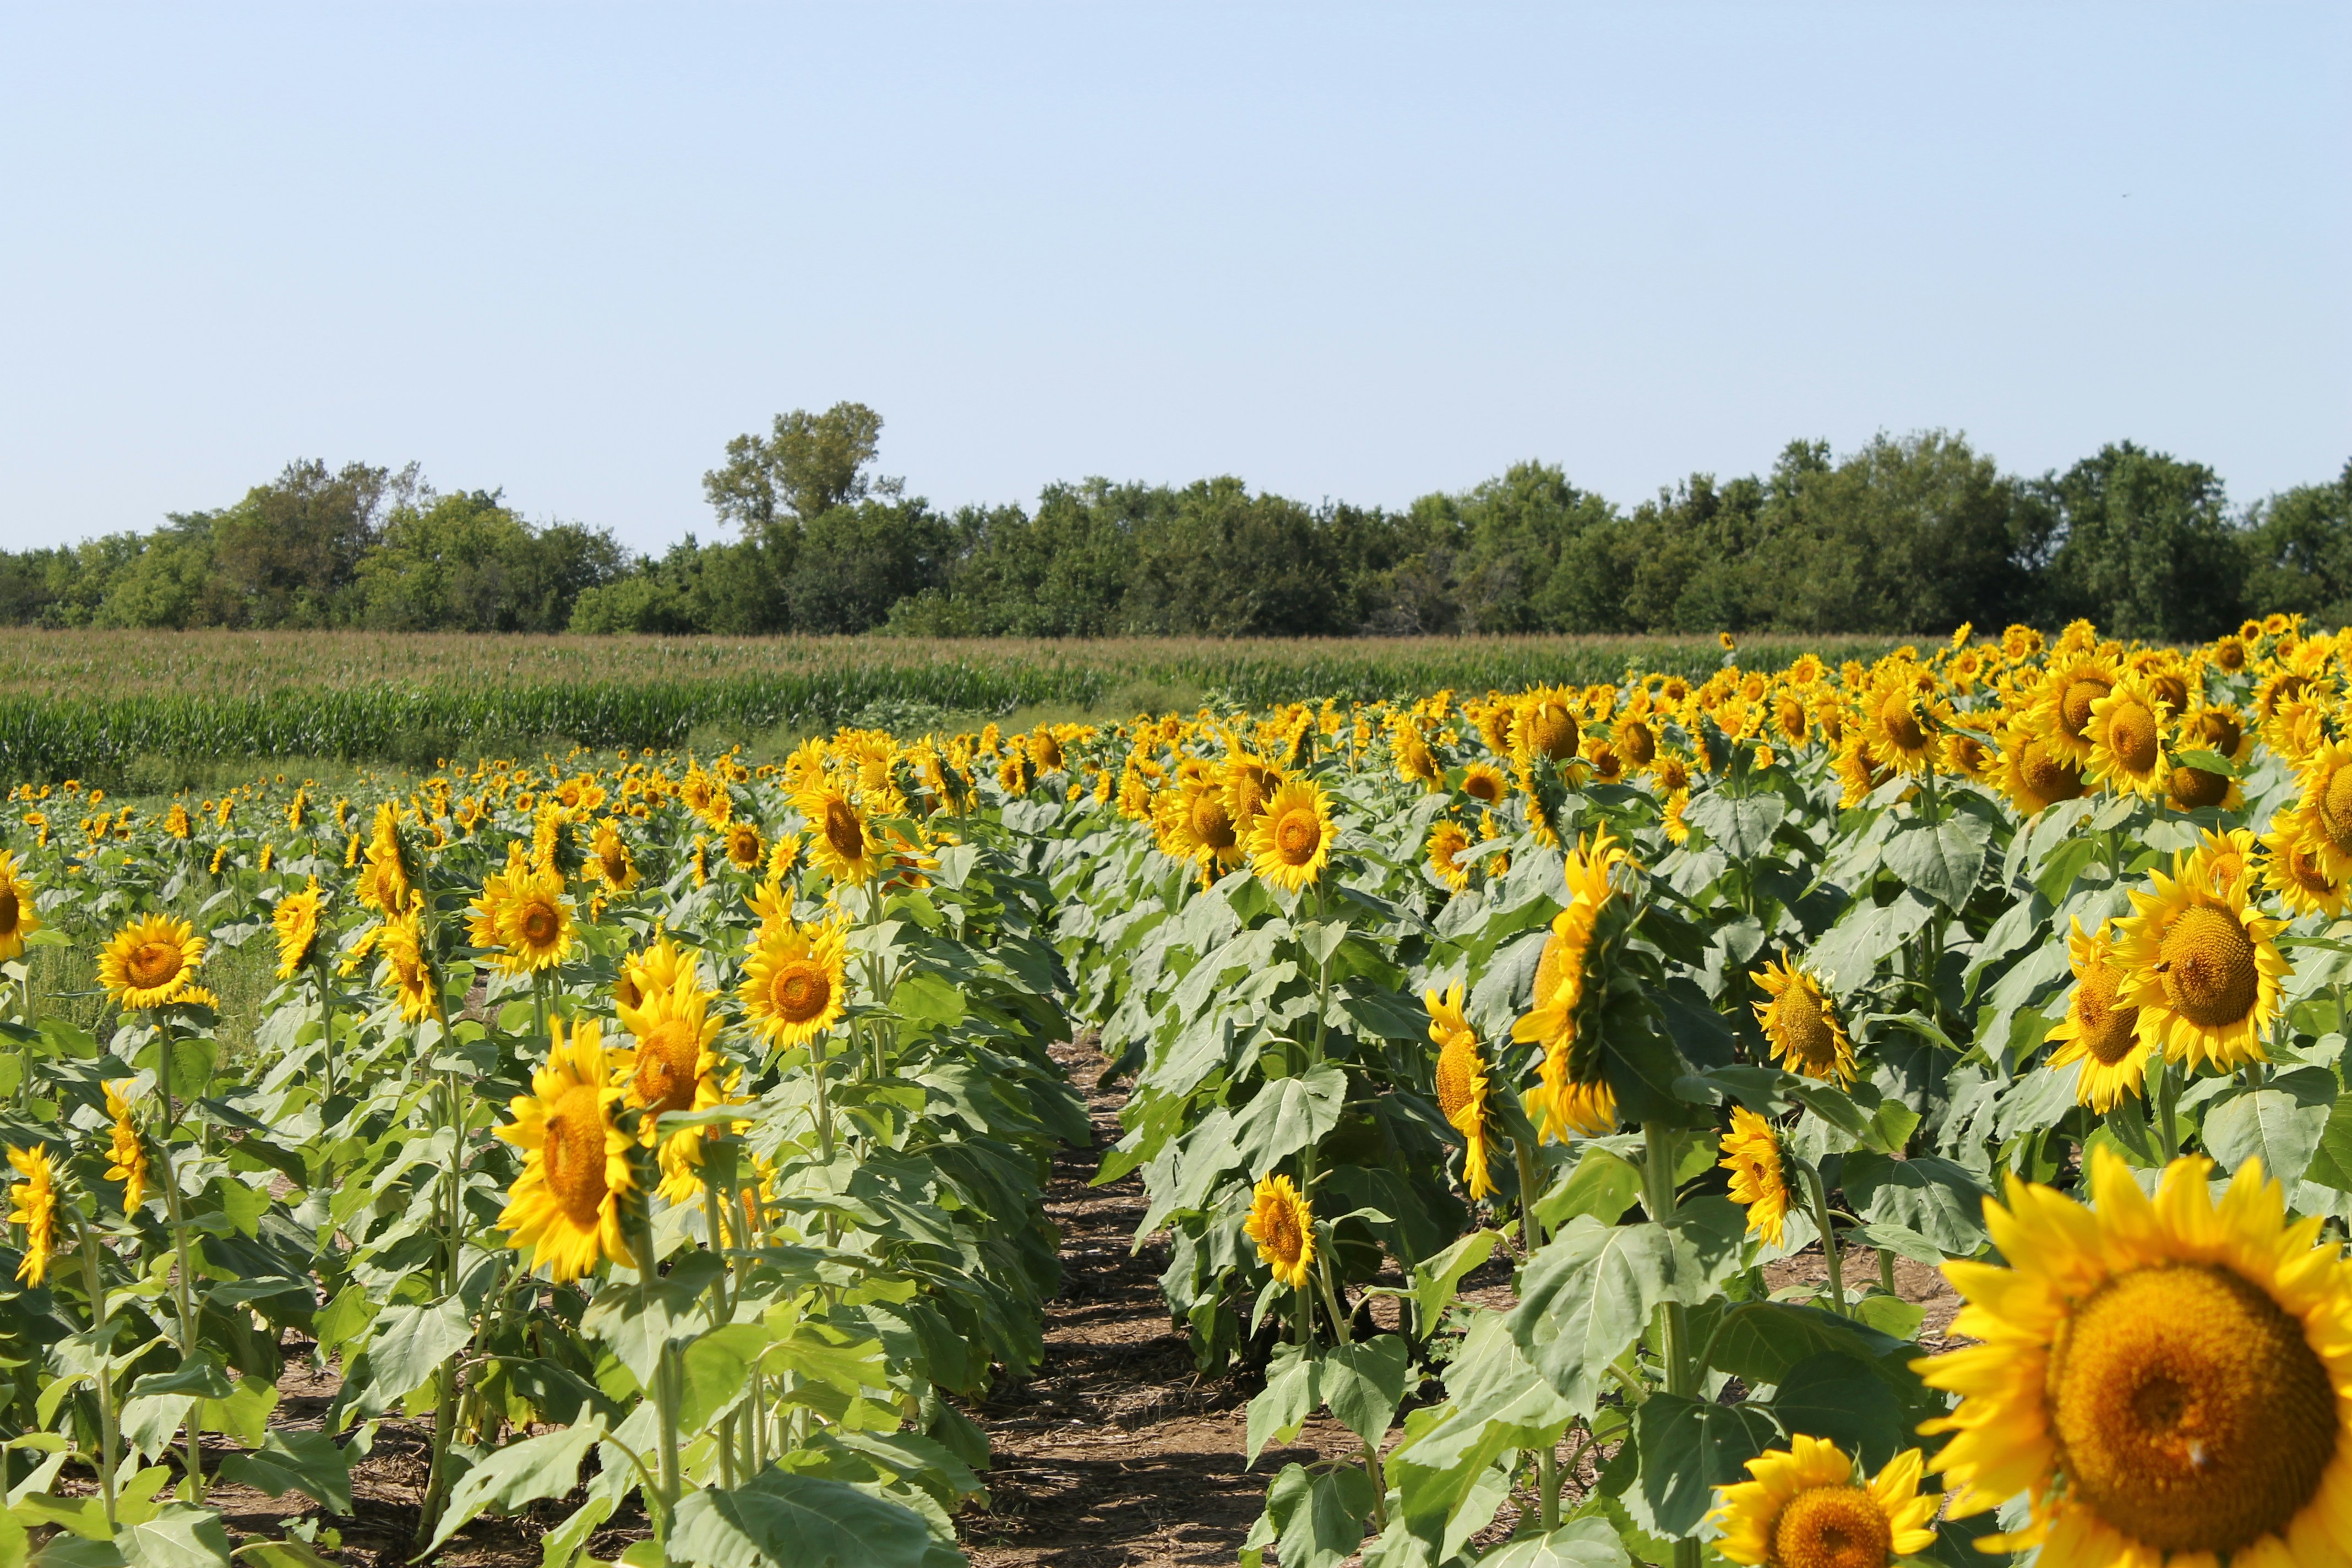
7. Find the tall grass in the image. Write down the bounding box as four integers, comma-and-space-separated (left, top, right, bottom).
1, 628, 1902, 783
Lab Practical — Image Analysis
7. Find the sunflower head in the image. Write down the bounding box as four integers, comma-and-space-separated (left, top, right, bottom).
2111, 861, 2289, 1072
1710, 1435, 1939, 1568
726, 820, 765, 870
1718, 1106, 1790, 1248
273, 876, 324, 981
1519, 694, 1579, 763
799, 785, 878, 886
1997, 720, 2088, 816
1425, 821, 1472, 894
1249, 780, 1334, 892
2044, 919, 2148, 1112
1750, 954, 1854, 1085
1918, 1150, 2352, 1566
1243, 1174, 1316, 1291
102, 1080, 148, 1213
2084, 674, 2172, 797
2264, 806, 2349, 918
1461, 762, 1508, 807
97, 914, 205, 1011
7, 1145, 56, 1287
494, 1017, 636, 1284
739, 916, 850, 1049
0, 850, 39, 961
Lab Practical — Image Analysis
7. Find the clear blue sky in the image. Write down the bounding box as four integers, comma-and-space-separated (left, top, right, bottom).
2, 3, 2344, 555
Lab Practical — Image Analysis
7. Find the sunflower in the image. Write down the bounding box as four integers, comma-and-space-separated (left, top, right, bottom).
725, 820, 765, 871
1159, 779, 1245, 880
1392, 721, 1441, 790
2083, 675, 2173, 798
2043, 921, 2149, 1111
377, 900, 440, 1023
1223, 757, 1283, 836
503, 868, 576, 975
1860, 674, 1937, 775
103, 1081, 146, 1213
2265, 807, 2350, 918
1425, 821, 1472, 894
97, 914, 205, 1010
2039, 654, 2119, 764
1750, 954, 1854, 1085
273, 876, 323, 980
7, 1146, 56, 1287
798, 783, 879, 886
1718, 1107, 1790, 1248
356, 803, 412, 914
1918, 1150, 2352, 1567
1461, 763, 1509, 808
1711, 1435, 1937, 1568
494, 1019, 636, 1284
739, 917, 850, 1049
588, 819, 639, 894
0, 850, 39, 961
1249, 780, 1333, 892
1518, 692, 1579, 763
1243, 1174, 1316, 1291
1997, 723, 2089, 816
1427, 984, 1494, 1200
1517, 828, 1632, 1143
2111, 856, 2288, 1072
613, 976, 732, 1204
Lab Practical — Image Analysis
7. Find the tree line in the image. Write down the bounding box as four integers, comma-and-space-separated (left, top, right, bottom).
3, 404, 2346, 641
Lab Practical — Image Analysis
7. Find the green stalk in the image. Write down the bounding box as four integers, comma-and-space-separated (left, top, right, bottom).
75, 1212, 118, 1529
634, 1195, 682, 1561
2154, 1053, 2182, 1161
1640, 1122, 1697, 1568
1515, 1138, 1547, 1253
703, 1163, 739, 1491
314, 951, 336, 1101
151, 1017, 205, 1503
1803, 1163, 1847, 1317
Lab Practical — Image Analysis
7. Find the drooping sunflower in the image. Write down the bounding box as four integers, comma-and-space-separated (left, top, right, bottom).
2083, 674, 2173, 798
1718, 1106, 1790, 1248
1249, 780, 1333, 892
495, 1019, 636, 1284
2166, 703, 2251, 812
273, 876, 323, 981
377, 900, 440, 1023
797, 782, 879, 886
1460, 763, 1509, 809
588, 819, 639, 894
97, 914, 205, 1011
356, 803, 413, 915
1243, 1173, 1316, 1291
1159, 778, 1245, 881
0, 850, 40, 961
1518, 692, 1579, 763
1223, 756, 1283, 839
1918, 1150, 2352, 1568
1391, 720, 1441, 791
7, 1145, 56, 1287
739, 916, 850, 1049
2265, 807, 2350, 919
2043, 920, 2149, 1111
103, 1081, 147, 1213
1517, 827, 1632, 1143
1426, 821, 1472, 894
1710, 1435, 1937, 1568
2111, 856, 2288, 1072
613, 976, 732, 1204
1426, 984, 1494, 1200
1750, 954, 1855, 1085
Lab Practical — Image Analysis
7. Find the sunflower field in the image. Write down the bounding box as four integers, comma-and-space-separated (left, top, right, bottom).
5, 614, 2352, 1568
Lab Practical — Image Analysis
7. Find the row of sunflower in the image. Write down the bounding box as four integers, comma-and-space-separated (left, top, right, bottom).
1035, 614, 2352, 1568
0, 732, 1082, 1565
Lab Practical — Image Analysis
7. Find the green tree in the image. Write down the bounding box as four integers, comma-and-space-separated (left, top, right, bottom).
358, 491, 627, 631
2243, 461, 2352, 625
2038, 442, 2246, 640
204, 459, 400, 626
703, 402, 895, 540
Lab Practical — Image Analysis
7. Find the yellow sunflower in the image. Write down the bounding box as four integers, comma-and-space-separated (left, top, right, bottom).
1918, 1150, 2352, 1568
103, 1081, 147, 1213
1426, 821, 1472, 894
1860, 674, 1937, 776
8, 1145, 56, 1287
2083, 675, 2173, 799
273, 876, 323, 980
469, 856, 574, 977
97, 914, 205, 1010
588, 819, 639, 894
1249, 780, 1333, 892
2038, 654, 2119, 764
2043, 921, 2149, 1111
356, 803, 412, 915
616, 931, 695, 1012
798, 783, 879, 886
1711, 1434, 1937, 1568
1159, 779, 1245, 880
1391, 720, 1441, 791
1427, 984, 1494, 1200
1718, 1107, 1790, 1248
1223, 757, 1283, 837
0, 850, 40, 961
1997, 722, 2089, 816
1518, 692, 1579, 763
725, 820, 765, 871
1461, 763, 1509, 809
494, 1018, 636, 1284
2111, 857, 2288, 1072
378, 900, 440, 1023
2295, 738, 2352, 884
2265, 807, 2349, 918
613, 976, 732, 1205
739, 917, 850, 1049
1517, 828, 1632, 1143
1243, 1173, 1316, 1292
1750, 954, 1855, 1085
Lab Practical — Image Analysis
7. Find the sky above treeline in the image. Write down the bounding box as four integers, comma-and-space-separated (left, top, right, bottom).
1, 3, 2344, 556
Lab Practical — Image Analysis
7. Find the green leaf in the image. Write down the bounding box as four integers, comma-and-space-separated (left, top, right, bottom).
1474, 1520, 1631, 1568
668, 1469, 934, 1568
1508, 1218, 1679, 1416
1768, 1351, 1904, 1467
1265, 1461, 1376, 1568
2202, 1068, 2335, 1186
117, 1506, 235, 1568
1533, 1147, 1641, 1233
677, 1323, 771, 1432
1634, 1392, 1778, 1534
1233, 1064, 1347, 1180
2303, 1093, 2352, 1194
1686, 792, 1786, 860
1246, 1343, 1324, 1464
216, 1431, 351, 1515
580, 1253, 722, 1389
364, 1297, 473, 1403
202, 1177, 269, 1242
1410, 1229, 1499, 1327
1839, 1153, 1991, 1256
425, 1419, 605, 1553
1695, 1301, 1910, 1386
230, 1544, 339, 1568
1883, 815, 1991, 911
889, 973, 964, 1029
1323, 1336, 1411, 1448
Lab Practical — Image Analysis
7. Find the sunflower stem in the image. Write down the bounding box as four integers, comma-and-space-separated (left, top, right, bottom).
1515, 1138, 1547, 1253
75, 1211, 119, 1529
1803, 1162, 1847, 1317
2154, 1053, 2182, 1161
1640, 1121, 1699, 1568
1536, 1446, 1560, 1530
